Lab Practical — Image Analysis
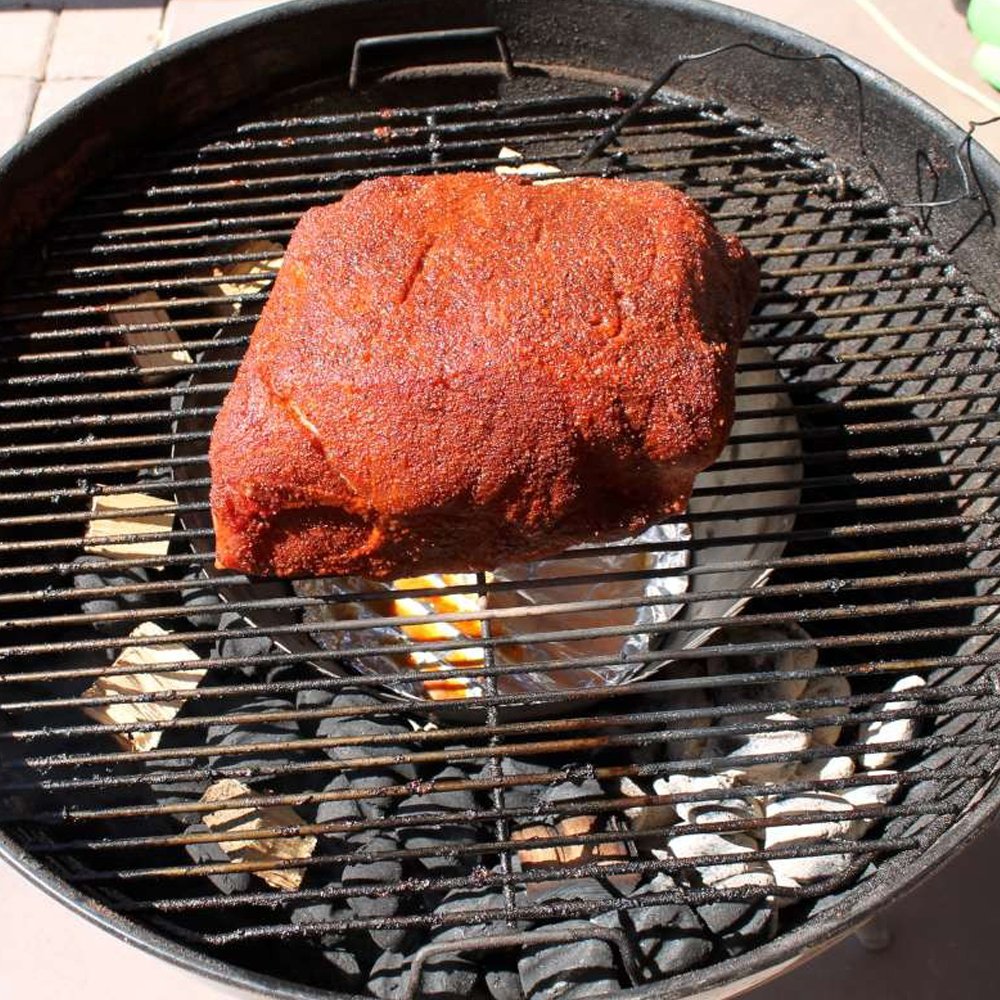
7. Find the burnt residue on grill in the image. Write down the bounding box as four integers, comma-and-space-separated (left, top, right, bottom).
1, 63, 1000, 1000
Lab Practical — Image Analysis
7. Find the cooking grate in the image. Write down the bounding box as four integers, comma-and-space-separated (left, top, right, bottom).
2, 70, 1000, 1000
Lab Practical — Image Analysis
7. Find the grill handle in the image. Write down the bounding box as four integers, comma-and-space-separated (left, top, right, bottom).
400, 924, 643, 1000
349, 26, 514, 90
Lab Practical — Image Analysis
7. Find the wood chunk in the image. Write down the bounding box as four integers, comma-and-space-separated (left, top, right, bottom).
109, 290, 193, 384
512, 824, 561, 868
201, 778, 317, 891
84, 491, 174, 565
212, 239, 285, 301
513, 817, 627, 868
82, 622, 205, 752
555, 814, 629, 864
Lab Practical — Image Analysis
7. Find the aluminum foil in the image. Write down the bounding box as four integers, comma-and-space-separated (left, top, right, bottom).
293, 345, 801, 705
295, 520, 691, 701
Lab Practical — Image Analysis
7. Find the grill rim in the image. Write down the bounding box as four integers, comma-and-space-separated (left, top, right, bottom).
3, 0, 1000, 998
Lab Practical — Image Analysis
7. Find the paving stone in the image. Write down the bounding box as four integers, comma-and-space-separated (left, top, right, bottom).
46, 5, 161, 80
0, 76, 38, 152
0, 8, 55, 79
161, 0, 285, 45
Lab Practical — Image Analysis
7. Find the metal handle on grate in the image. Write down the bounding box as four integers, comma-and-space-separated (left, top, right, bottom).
349, 26, 514, 90
400, 924, 643, 1000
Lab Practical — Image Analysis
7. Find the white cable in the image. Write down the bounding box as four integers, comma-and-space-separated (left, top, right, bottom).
852, 0, 1000, 118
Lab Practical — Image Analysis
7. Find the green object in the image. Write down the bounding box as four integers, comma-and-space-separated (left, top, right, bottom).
969, 0, 1000, 88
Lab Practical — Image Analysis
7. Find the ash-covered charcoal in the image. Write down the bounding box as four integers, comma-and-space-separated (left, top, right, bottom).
206, 697, 300, 785
72, 556, 151, 636
416, 886, 512, 999
617, 873, 711, 979
399, 765, 482, 878
315, 773, 363, 836
798, 674, 852, 746
485, 961, 522, 1000
290, 901, 366, 989
765, 793, 858, 889
213, 611, 277, 678
519, 879, 621, 999
318, 690, 418, 818
368, 947, 410, 1000
296, 687, 337, 712
860, 675, 926, 769
714, 711, 811, 782
184, 821, 252, 894
342, 831, 407, 951
180, 569, 226, 629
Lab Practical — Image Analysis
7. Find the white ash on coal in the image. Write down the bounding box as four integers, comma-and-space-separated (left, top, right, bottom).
616, 623, 925, 948
860, 675, 926, 768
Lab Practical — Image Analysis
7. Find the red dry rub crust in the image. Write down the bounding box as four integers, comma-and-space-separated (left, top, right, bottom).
209, 173, 758, 579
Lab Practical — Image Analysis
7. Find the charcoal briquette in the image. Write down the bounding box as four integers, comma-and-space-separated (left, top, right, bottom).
397, 766, 478, 815
343, 832, 406, 950
206, 697, 300, 783
296, 687, 337, 711
708, 900, 778, 957
619, 874, 712, 978
417, 925, 481, 999
538, 778, 604, 808
478, 756, 552, 813
290, 902, 365, 988
316, 773, 363, 831
319, 704, 418, 817
180, 572, 225, 628
518, 921, 620, 1000
72, 558, 151, 636
184, 822, 251, 894
213, 611, 275, 669
485, 963, 523, 1000
368, 948, 409, 1000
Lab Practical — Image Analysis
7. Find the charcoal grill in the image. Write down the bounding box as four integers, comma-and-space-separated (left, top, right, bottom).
2, 1, 1000, 998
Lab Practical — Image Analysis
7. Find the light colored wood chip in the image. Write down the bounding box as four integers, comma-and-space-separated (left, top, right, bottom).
84, 491, 174, 565
513, 818, 627, 868
109, 290, 193, 384
82, 622, 205, 752
202, 778, 317, 891
212, 240, 285, 301
494, 146, 563, 180
512, 824, 561, 868
554, 815, 629, 864
495, 161, 563, 178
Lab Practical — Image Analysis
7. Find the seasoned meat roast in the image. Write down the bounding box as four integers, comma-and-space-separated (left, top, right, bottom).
209, 173, 758, 580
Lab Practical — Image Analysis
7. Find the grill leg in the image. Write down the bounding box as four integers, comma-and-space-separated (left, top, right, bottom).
854, 916, 892, 952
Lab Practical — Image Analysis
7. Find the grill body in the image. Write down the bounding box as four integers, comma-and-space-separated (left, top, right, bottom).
1, 2, 1000, 1000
